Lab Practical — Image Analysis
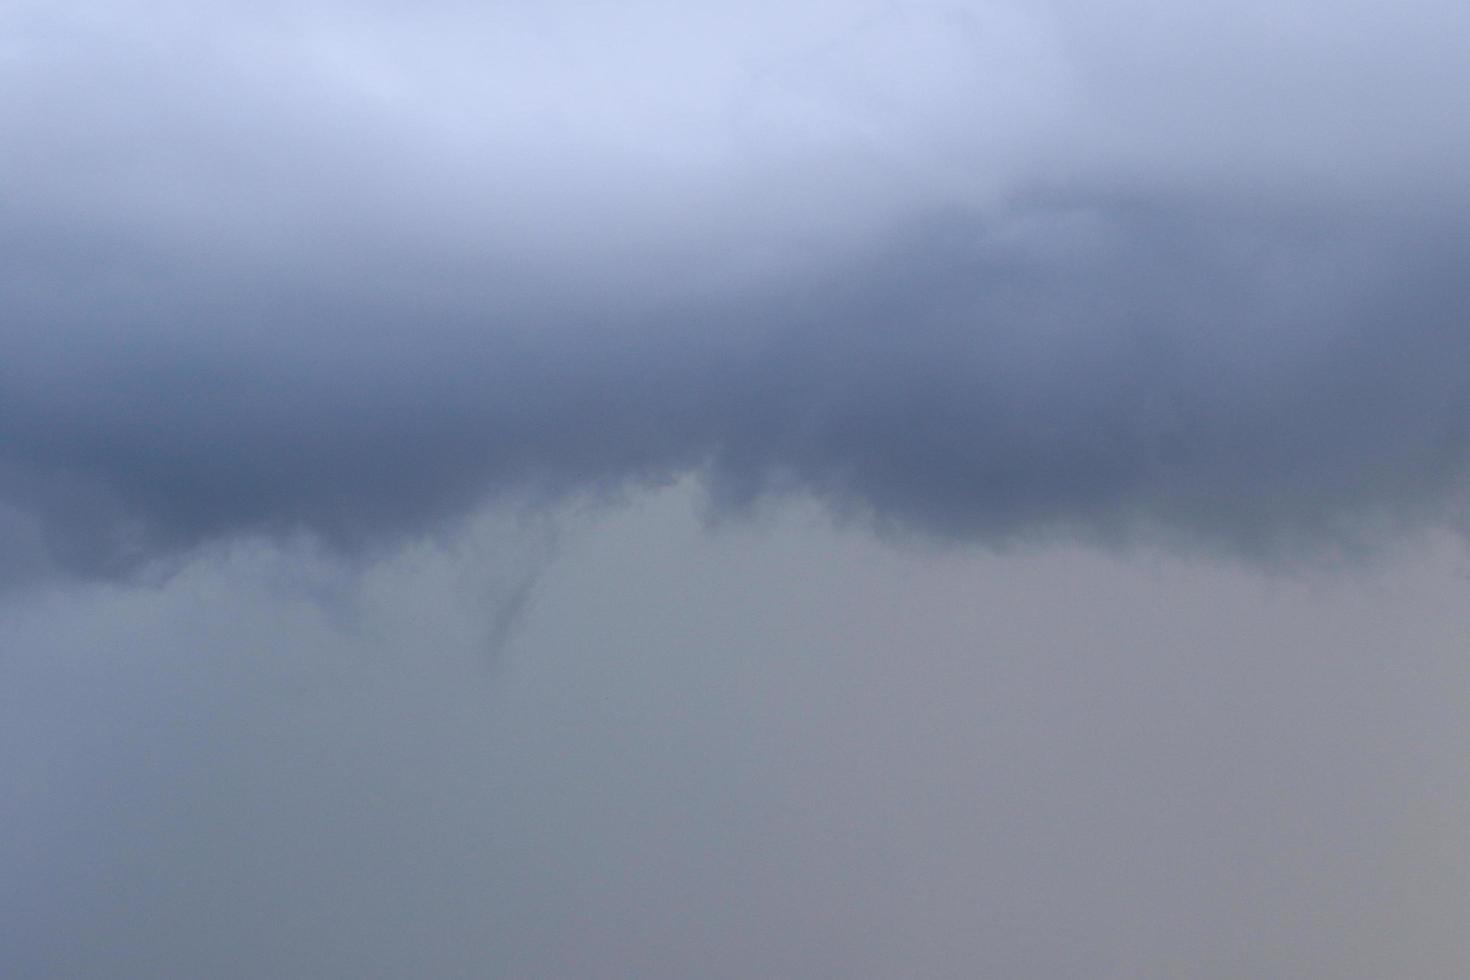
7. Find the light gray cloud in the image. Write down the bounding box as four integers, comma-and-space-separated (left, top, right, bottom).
8, 486, 1470, 979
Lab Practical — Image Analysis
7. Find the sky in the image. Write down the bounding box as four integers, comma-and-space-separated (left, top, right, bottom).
5, 1, 1470, 976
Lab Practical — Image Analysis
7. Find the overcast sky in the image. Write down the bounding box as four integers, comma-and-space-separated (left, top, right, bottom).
6, 2, 1470, 977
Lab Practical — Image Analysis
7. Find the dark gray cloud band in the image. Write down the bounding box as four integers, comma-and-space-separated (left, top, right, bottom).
5, 0, 1470, 581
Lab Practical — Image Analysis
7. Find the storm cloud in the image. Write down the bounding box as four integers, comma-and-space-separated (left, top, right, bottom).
6, 0, 1470, 582
13, 7, 1470, 978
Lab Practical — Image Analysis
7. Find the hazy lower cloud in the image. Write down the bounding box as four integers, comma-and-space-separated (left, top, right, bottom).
6, 0, 1470, 583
